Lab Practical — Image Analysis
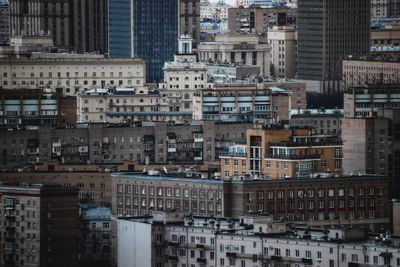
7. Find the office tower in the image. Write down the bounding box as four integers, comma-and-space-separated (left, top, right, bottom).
8, 0, 108, 53
9, 0, 71, 49
0, 2, 9, 44
179, 0, 200, 48
70, 0, 108, 53
297, 0, 370, 98
108, 0, 179, 83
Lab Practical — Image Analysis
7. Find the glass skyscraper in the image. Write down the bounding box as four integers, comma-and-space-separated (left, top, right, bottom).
108, 0, 133, 58
108, 0, 178, 83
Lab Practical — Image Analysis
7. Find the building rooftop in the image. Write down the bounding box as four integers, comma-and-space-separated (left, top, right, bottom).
81, 207, 111, 221
119, 213, 400, 248
111, 173, 388, 184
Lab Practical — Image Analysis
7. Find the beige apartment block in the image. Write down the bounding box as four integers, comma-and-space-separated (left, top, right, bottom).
0, 56, 146, 96
371, 24, 400, 46
268, 26, 297, 78
197, 34, 271, 77
342, 57, 400, 90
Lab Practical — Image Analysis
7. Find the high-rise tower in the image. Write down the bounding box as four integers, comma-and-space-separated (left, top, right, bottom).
297, 0, 370, 99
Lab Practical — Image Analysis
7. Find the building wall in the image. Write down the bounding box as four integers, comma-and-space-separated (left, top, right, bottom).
0, 57, 146, 96
0, 184, 79, 267
179, 0, 200, 48
0, 4, 9, 44
118, 220, 152, 267
111, 174, 391, 232
290, 113, 342, 136
371, 25, 400, 46
197, 35, 271, 77
268, 26, 297, 79
228, 7, 297, 34
0, 171, 112, 207
264, 81, 307, 110
297, 0, 370, 85
342, 59, 400, 90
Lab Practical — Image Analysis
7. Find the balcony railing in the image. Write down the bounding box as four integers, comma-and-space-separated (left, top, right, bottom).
218, 152, 247, 158
269, 141, 343, 147
265, 154, 320, 160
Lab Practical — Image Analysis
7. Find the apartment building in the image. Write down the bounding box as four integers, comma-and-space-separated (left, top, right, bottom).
227, 6, 297, 34
0, 121, 254, 170
371, 24, 400, 46
0, 181, 79, 267
290, 109, 343, 136
198, 83, 292, 123
220, 126, 343, 180
0, 55, 146, 96
342, 56, 400, 90
80, 207, 111, 265
197, 34, 271, 77
343, 85, 400, 118
342, 118, 392, 177
117, 212, 399, 267
264, 81, 307, 110
268, 26, 297, 78
341, 109, 400, 197
111, 173, 390, 231
0, 88, 76, 129
0, 170, 112, 208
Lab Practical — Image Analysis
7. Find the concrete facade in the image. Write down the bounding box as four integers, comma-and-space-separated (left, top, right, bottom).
198, 34, 271, 77
290, 109, 343, 136
198, 83, 292, 122
342, 58, 400, 90
268, 26, 297, 79
0, 56, 146, 96
117, 213, 399, 267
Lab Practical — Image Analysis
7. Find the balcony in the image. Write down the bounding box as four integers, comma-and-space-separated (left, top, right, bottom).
269, 141, 343, 147
271, 255, 282, 261
168, 241, 179, 247
5, 227, 15, 232
168, 255, 178, 261
218, 152, 247, 158
226, 252, 236, 258
301, 258, 312, 264
334, 153, 343, 159
265, 154, 320, 160
196, 244, 205, 249
196, 258, 207, 264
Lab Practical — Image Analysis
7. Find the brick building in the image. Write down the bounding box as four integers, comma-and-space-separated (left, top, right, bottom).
220, 126, 343, 180
111, 174, 391, 231
0, 181, 79, 267
0, 171, 112, 208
